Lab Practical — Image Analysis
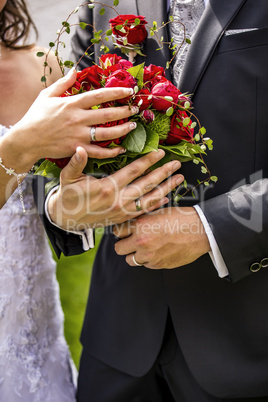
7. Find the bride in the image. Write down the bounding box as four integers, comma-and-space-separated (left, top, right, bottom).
0, 0, 138, 400
0, 1, 77, 400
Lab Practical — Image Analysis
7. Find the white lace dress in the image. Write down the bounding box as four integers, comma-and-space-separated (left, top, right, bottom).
0, 124, 77, 401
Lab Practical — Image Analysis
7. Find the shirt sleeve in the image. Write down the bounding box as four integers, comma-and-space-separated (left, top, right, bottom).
193, 204, 229, 278
44, 185, 95, 251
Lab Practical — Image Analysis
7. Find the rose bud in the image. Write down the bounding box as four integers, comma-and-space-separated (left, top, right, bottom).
178, 94, 193, 108
152, 81, 180, 111
140, 109, 155, 124
105, 70, 137, 104
109, 15, 148, 46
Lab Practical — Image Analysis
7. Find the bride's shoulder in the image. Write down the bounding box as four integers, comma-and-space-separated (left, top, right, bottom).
28, 46, 62, 84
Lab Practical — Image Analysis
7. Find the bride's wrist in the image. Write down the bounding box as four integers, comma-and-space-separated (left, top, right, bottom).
0, 127, 37, 173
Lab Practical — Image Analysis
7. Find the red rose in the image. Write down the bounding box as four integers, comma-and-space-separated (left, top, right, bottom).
92, 118, 129, 147
166, 112, 194, 145
118, 59, 133, 70
76, 65, 103, 90
152, 80, 180, 111
99, 53, 123, 69
105, 70, 137, 104
61, 80, 82, 97
109, 14, 147, 46
47, 157, 71, 169
144, 64, 165, 83
132, 87, 152, 111
140, 109, 155, 124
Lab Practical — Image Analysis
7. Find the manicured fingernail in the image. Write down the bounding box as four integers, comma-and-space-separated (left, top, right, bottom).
67, 67, 76, 75
130, 122, 137, 130
119, 148, 126, 154
131, 106, 139, 115
125, 88, 134, 95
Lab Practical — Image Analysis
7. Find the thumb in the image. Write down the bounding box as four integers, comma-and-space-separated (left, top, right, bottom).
45, 68, 77, 97
61, 146, 88, 184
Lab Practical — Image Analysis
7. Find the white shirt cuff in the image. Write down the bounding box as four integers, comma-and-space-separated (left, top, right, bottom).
44, 185, 94, 251
194, 205, 229, 278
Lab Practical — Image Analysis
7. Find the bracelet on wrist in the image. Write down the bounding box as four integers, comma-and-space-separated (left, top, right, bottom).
0, 157, 34, 212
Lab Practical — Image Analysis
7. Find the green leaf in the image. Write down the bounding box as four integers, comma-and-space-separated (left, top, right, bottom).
194, 133, 200, 142
166, 107, 174, 117
127, 63, 144, 89
79, 22, 87, 29
183, 117, 191, 126
211, 176, 218, 182
49, 42, 55, 48
106, 28, 113, 36
88, 3, 95, 9
41, 76, 47, 83
135, 18, 141, 26
201, 166, 208, 174
142, 128, 159, 153
34, 160, 61, 178
36, 52, 45, 57
200, 126, 206, 135
122, 122, 146, 153
99, 7, 105, 15
64, 60, 74, 68
186, 38, 191, 44
113, 0, 119, 6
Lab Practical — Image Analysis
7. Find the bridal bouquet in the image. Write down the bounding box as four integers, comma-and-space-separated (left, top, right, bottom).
35, 2, 217, 197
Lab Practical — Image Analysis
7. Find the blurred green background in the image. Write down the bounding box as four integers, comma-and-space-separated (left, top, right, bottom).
54, 228, 104, 369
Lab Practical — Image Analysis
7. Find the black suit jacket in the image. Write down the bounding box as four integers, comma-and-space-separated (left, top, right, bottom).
40, 0, 268, 398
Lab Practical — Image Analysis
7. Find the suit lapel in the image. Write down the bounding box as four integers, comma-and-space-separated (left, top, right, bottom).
178, 0, 247, 94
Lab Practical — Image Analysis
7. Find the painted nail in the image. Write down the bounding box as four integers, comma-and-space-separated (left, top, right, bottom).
131, 106, 139, 115
119, 148, 126, 154
125, 87, 134, 95
130, 122, 137, 130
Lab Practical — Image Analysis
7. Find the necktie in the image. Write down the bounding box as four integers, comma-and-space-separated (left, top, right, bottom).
170, 0, 205, 86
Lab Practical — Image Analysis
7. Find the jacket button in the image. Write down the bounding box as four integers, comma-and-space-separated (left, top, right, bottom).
250, 262, 261, 273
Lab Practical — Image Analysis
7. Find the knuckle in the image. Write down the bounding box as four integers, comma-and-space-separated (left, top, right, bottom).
127, 164, 141, 178
93, 89, 105, 103
100, 184, 113, 198
102, 108, 113, 122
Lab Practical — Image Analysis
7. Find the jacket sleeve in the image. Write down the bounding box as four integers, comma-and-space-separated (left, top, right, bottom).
69, 5, 95, 70
198, 178, 268, 283
32, 175, 88, 259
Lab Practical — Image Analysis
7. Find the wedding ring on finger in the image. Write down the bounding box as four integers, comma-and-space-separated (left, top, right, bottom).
90, 126, 97, 142
135, 198, 142, 212
132, 254, 143, 266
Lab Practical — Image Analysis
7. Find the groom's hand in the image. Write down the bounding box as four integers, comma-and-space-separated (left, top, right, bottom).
113, 207, 211, 269
47, 147, 184, 231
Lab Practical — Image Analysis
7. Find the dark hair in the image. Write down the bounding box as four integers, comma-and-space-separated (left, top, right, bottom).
0, 0, 38, 49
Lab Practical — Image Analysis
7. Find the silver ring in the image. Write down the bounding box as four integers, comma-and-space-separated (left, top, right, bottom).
135, 198, 142, 212
90, 126, 96, 142
132, 254, 142, 266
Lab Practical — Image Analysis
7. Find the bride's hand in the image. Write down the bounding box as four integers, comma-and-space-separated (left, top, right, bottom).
47, 147, 184, 230
2, 68, 138, 172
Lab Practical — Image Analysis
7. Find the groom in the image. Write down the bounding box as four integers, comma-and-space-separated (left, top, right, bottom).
43, 0, 268, 401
